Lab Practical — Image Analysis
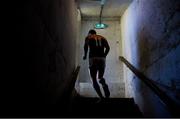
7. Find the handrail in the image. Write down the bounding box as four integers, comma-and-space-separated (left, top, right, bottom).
68, 66, 81, 97
71, 66, 81, 92
53, 66, 80, 116
119, 56, 180, 117
60, 66, 80, 103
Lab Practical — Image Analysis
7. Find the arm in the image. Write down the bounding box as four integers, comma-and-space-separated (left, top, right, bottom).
104, 39, 110, 57
83, 37, 88, 60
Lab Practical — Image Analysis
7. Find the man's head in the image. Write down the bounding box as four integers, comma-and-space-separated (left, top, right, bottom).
88, 29, 96, 35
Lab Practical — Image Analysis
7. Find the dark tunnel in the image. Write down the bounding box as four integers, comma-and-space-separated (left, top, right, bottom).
1, 0, 180, 118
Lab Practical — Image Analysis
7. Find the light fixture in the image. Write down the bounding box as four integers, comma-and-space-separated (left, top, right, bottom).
95, 23, 108, 29
94, 0, 108, 29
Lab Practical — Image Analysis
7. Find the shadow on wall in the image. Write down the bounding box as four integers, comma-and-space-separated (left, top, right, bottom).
121, 0, 180, 117
137, 27, 151, 72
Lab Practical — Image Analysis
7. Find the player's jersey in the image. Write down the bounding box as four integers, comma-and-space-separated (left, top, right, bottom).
85, 34, 109, 58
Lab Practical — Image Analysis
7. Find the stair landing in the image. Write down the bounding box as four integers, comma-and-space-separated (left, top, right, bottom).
70, 97, 143, 117
77, 82, 125, 98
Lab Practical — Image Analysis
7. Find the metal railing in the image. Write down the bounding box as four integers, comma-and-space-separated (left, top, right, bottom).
60, 66, 80, 104
67, 66, 81, 97
119, 56, 180, 117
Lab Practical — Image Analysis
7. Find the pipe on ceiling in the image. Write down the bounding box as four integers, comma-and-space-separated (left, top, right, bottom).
99, 0, 106, 24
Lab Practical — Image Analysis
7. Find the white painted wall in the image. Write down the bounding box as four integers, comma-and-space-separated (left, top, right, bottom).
120, 0, 140, 98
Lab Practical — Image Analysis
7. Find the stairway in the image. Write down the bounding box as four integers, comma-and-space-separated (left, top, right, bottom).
77, 82, 125, 98
0, 96, 143, 118
70, 96, 143, 117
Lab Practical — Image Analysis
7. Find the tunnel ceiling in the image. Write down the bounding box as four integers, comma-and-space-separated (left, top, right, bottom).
78, 0, 133, 19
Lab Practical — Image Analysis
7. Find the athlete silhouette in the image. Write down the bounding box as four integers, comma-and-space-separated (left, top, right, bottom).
83, 29, 110, 99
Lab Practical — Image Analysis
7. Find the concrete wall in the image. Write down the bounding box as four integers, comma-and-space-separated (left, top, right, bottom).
121, 0, 180, 117
74, 9, 82, 93
3, 0, 79, 115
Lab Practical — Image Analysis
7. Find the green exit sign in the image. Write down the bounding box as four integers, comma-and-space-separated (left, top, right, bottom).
94, 23, 108, 29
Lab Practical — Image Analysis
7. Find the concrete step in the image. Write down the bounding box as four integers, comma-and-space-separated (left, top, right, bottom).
77, 82, 125, 98
70, 97, 143, 117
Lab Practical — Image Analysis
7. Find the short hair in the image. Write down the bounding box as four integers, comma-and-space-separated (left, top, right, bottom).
88, 29, 96, 35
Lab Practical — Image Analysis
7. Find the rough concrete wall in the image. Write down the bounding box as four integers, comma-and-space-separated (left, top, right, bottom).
121, 0, 180, 117
75, 9, 82, 93
3, 0, 79, 113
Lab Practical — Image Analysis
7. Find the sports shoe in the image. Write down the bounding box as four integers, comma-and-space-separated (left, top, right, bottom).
103, 85, 110, 98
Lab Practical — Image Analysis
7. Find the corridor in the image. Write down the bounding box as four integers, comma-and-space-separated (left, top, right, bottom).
2, 0, 180, 118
